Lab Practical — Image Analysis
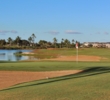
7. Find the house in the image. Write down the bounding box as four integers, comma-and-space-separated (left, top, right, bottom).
92, 42, 99, 47
83, 42, 110, 48
83, 42, 90, 47
105, 43, 110, 48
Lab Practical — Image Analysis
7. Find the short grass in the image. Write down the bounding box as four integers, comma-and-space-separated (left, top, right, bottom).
25, 48, 110, 61
0, 61, 110, 71
0, 64, 110, 100
0, 48, 110, 100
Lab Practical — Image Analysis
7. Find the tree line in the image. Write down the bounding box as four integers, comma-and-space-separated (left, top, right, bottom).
0, 33, 80, 49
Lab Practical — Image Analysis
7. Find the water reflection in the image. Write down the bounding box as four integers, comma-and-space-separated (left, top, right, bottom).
14, 54, 22, 61
7, 53, 12, 61
0, 50, 32, 61
0, 53, 5, 60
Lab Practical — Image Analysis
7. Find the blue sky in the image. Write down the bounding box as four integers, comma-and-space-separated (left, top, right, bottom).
0, 0, 110, 43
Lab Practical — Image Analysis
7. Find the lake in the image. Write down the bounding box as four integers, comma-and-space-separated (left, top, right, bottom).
0, 50, 33, 61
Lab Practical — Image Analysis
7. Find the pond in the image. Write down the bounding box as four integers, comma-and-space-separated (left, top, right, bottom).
0, 49, 33, 61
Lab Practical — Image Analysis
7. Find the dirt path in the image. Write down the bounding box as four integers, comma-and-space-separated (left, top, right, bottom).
0, 70, 82, 90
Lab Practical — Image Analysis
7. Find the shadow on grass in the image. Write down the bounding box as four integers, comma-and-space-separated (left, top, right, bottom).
1, 66, 110, 91
0, 61, 18, 63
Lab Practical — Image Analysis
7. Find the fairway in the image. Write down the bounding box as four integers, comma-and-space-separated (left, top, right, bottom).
0, 65, 110, 100
0, 48, 110, 100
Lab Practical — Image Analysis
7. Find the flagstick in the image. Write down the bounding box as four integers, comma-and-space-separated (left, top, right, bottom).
75, 42, 78, 63
76, 48, 78, 63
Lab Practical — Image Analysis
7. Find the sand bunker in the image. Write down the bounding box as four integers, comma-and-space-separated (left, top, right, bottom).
0, 54, 107, 90
0, 70, 82, 90
44, 55, 106, 61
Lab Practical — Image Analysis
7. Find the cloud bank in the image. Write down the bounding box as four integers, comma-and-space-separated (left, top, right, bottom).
96, 32, 100, 34
0, 30, 18, 34
65, 30, 81, 34
46, 30, 59, 35
104, 32, 109, 35
96, 32, 109, 35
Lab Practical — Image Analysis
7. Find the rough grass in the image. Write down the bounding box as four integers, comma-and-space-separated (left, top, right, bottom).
0, 66, 110, 100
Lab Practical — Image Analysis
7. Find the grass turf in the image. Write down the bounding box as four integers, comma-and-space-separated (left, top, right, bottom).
0, 48, 110, 99
0, 61, 110, 71
0, 65, 110, 100
22, 48, 110, 60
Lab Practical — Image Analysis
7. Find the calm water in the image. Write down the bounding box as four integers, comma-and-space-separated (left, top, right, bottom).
0, 49, 32, 61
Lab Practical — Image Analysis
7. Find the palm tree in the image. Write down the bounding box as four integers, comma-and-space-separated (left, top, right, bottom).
53, 37, 57, 48
64, 39, 70, 48
62, 38, 64, 42
7, 37, 13, 46
72, 39, 75, 48
72, 39, 74, 44
61, 38, 64, 48
28, 36, 32, 46
15, 36, 21, 46
31, 33, 36, 45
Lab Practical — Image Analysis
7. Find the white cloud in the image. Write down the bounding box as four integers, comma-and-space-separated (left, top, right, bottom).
0, 33, 6, 35
65, 30, 81, 34
46, 30, 59, 35
104, 32, 109, 35
96, 32, 100, 34
0, 30, 9, 33
10, 30, 18, 33
0, 30, 18, 34
96, 32, 109, 35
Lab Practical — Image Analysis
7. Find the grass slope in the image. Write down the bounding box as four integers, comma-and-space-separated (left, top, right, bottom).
0, 66, 110, 100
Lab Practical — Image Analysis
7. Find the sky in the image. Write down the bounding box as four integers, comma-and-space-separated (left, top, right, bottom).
0, 0, 110, 43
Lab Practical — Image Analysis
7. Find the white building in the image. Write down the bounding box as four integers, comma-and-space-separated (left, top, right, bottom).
105, 44, 110, 48
92, 43, 99, 47
83, 42, 90, 47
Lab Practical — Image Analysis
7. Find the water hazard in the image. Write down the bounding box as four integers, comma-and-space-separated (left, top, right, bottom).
0, 50, 32, 61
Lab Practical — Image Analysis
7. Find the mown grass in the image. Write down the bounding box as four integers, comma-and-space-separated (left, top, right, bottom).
0, 65, 110, 100
24, 48, 110, 60
0, 48, 110, 100
0, 61, 110, 71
